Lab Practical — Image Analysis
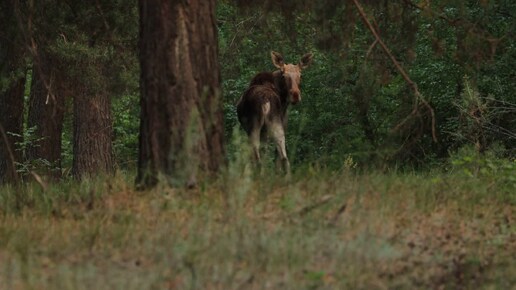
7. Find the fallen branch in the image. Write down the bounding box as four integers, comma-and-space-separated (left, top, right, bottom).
351, 0, 437, 142
298, 194, 334, 216
328, 202, 347, 226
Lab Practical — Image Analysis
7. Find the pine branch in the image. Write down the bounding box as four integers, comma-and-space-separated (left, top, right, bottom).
351, 0, 437, 142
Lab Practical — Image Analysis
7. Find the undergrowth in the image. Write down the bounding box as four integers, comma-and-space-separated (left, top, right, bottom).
0, 165, 514, 289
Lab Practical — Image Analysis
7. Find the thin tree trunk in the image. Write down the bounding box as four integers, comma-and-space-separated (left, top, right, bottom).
352, 86, 377, 150
26, 59, 65, 180
137, 0, 225, 189
0, 77, 25, 184
72, 90, 114, 179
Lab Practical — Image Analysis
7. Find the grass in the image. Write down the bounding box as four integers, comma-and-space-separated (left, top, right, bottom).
0, 166, 514, 290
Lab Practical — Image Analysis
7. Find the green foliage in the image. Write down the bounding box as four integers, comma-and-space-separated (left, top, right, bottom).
112, 93, 139, 169
450, 145, 516, 199
7, 126, 56, 178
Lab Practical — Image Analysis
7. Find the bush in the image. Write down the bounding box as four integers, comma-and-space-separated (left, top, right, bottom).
450, 145, 516, 199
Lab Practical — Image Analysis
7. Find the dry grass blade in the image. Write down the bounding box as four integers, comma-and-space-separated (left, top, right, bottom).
29, 171, 48, 191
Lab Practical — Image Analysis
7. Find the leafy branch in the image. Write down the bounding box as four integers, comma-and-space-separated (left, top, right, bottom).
351, 0, 438, 142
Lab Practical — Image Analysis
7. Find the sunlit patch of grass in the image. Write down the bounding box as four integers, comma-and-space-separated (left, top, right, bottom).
0, 168, 514, 289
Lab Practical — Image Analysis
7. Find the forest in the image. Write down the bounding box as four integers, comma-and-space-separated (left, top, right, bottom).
0, 0, 514, 289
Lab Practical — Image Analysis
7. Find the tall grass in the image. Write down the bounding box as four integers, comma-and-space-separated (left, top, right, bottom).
0, 163, 514, 289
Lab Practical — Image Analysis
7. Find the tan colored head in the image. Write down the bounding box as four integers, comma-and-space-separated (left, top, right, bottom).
271, 51, 313, 104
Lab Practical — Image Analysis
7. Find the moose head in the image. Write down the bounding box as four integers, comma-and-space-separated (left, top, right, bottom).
271, 51, 313, 104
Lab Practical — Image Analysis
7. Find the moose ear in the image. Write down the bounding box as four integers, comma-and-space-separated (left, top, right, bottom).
299, 52, 313, 69
271, 51, 285, 69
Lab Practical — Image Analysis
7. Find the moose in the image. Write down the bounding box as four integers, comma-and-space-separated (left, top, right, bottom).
236, 51, 313, 173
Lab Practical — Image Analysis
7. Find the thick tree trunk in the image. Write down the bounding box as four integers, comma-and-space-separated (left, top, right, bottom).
26, 58, 65, 180
137, 0, 225, 188
72, 90, 114, 179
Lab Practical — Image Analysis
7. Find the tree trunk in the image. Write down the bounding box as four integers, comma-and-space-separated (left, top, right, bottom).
0, 1, 26, 185
352, 78, 377, 156
137, 0, 225, 189
26, 58, 65, 180
72, 90, 114, 179
0, 77, 25, 184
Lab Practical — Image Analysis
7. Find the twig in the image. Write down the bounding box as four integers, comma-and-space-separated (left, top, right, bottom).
13, 0, 57, 106
95, 0, 111, 32
351, 0, 437, 142
224, 13, 264, 58
363, 39, 379, 66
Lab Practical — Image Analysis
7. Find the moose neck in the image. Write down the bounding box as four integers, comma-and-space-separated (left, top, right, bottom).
272, 70, 290, 112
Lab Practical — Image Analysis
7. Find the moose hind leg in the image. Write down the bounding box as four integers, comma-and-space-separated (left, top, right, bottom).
270, 122, 291, 175
250, 127, 261, 164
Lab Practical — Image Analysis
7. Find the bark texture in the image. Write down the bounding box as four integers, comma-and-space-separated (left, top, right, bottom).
137, 0, 225, 188
72, 90, 114, 179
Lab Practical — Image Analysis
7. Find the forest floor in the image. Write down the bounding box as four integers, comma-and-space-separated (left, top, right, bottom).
0, 168, 514, 289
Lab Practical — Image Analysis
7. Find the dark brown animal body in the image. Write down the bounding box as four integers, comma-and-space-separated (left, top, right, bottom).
236, 51, 313, 173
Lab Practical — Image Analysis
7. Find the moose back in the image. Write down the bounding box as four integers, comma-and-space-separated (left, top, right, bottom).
236, 51, 313, 173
